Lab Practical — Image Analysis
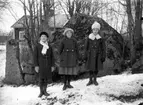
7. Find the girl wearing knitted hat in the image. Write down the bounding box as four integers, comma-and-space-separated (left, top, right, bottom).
59, 28, 79, 90
84, 21, 106, 86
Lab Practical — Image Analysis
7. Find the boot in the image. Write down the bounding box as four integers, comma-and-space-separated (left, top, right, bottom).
63, 75, 68, 90
86, 77, 93, 86
93, 76, 98, 86
67, 76, 73, 88
43, 83, 50, 96
38, 84, 44, 98
63, 83, 67, 90
67, 82, 74, 88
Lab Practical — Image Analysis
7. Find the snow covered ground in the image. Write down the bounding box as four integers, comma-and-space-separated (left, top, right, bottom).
0, 45, 143, 105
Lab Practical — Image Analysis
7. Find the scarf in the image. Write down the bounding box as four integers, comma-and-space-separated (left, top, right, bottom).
39, 40, 49, 55
89, 33, 101, 40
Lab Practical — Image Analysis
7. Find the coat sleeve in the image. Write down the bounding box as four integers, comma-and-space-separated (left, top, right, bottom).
59, 39, 64, 55
83, 38, 89, 60
51, 47, 55, 67
34, 45, 39, 66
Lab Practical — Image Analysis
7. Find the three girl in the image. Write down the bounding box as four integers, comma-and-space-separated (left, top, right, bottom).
34, 21, 106, 95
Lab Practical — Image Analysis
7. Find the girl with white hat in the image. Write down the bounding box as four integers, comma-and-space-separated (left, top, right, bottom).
84, 21, 106, 86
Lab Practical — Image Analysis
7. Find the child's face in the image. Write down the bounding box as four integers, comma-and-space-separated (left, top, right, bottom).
40, 35, 48, 42
92, 28, 99, 35
66, 31, 72, 38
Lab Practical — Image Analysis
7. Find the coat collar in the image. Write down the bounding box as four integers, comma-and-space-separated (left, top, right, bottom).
89, 33, 102, 40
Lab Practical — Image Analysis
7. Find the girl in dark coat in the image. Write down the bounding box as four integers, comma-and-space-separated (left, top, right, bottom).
59, 28, 79, 90
84, 21, 106, 86
34, 32, 55, 97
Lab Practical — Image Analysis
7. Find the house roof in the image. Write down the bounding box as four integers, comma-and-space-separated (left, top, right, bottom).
11, 15, 30, 28
11, 14, 69, 29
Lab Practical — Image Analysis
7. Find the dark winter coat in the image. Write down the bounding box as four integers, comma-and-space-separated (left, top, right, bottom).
34, 43, 54, 80
84, 35, 106, 71
59, 37, 79, 67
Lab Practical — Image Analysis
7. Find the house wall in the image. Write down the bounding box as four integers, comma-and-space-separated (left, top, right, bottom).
14, 28, 25, 40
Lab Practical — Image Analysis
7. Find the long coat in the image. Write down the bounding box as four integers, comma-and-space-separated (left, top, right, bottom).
84, 35, 106, 71
59, 37, 79, 67
34, 43, 54, 80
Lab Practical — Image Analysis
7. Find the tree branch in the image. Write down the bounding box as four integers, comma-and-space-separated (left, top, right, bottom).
118, 0, 127, 6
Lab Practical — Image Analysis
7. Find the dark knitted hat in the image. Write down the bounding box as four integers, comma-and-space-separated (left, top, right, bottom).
39, 32, 49, 38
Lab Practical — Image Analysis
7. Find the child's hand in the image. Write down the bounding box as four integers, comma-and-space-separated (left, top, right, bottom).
35, 66, 39, 73
52, 67, 55, 72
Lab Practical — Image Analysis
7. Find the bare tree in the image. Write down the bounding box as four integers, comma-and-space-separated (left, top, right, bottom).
0, 0, 10, 20
118, 0, 143, 65
42, 0, 54, 31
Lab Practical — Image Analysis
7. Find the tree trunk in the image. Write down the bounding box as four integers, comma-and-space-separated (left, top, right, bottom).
134, 0, 142, 47
126, 0, 136, 65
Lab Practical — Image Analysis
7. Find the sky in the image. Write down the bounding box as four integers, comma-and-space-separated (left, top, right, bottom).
0, 0, 24, 32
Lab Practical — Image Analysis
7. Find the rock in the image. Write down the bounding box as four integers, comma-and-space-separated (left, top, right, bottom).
19, 42, 33, 64
4, 42, 24, 85
21, 62, 35, 74
98, 58, 114, 76
64, 13, 124, 56
132, 55, 143, 68
132, 55, 143, 74
132, 60, 142, 69
52, 13, 127, 77
52, 67, 61, 82
24, 74, 36, 84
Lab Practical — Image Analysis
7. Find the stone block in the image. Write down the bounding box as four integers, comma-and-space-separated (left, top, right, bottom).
4, 42, 24, 85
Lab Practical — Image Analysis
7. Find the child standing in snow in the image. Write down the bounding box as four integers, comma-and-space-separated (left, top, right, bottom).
84, 21, 106, 86
59, 28, 79, 90
34, 32, 55, 97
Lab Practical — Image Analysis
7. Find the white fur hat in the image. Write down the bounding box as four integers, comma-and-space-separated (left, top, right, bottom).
91, 21, 101, 29
63, 28, 74, 36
